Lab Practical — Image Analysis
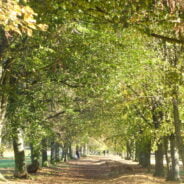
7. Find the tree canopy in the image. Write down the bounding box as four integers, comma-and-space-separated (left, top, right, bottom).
0, 0, 184, 181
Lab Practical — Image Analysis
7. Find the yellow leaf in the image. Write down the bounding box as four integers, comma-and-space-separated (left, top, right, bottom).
27, 29, 32, 36
37, 24, 48, 31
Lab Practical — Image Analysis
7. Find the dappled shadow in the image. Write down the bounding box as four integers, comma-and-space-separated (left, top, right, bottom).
0, 156, 180, 184
0, 168, 14, 179
35, 156, 143, 181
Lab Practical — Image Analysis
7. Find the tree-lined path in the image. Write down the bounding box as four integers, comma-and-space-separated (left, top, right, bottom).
0, 0, 184, 183
0, 156, 179, 184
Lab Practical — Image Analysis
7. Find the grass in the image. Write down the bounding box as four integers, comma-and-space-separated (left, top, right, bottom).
0, 157, 31, 168
0, 158, 15, 168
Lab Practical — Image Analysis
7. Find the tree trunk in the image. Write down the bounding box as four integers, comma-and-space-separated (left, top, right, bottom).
139, 150, 151, 169
55, 142, 60, 162
0, 30, 11, 181
166, 134, 180, 181
126, 140, 133, 160
60, 145, 63, 160
0, 26, 17, 182
0, 28, 9, 148
172, 95, 184, 166
151, 100, 164, 176
68, 144, 73, 159
134, 141, 139, 161
41, 139, 48, 167
61, 149, 67, 162
62, 143, 68, 162
0, 110, 5, 147
164, 136, 170, 178
0, 64, 9, 147
138, 140, 151, 170
126, 142, 131, 160
154, 141, 164, 177
27, 144, 40, 173
13, 128, 28, 178
50, 141, 55, 164
30, 144, 40, 167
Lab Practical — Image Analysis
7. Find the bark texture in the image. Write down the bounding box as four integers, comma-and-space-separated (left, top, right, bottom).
27, 144, 40, 173
13, 128, 28, 178
166, 134, 180, 181
50, 140, 56, 164
55, 142, 60, 162
41, 139, 48, 167
172, 96, 184, 167
154, 142, 164, 177
138, 140, 151, 170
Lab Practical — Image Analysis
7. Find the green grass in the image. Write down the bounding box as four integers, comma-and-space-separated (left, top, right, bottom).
0, 157, 31, 168
0, 159, 15, 168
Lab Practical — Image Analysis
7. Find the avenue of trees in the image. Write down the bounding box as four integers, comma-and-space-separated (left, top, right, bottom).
0, 0, 184, 182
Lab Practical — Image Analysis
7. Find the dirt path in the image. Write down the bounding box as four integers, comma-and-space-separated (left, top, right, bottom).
0, 156, 179, 184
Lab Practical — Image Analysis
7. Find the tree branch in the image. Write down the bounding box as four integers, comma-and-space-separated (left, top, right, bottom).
46, 111, 65, 120
150, 33, 184, 44
46, 109, 83, 120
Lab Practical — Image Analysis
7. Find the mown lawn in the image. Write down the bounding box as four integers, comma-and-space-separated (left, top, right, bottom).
0, 157, 31, 168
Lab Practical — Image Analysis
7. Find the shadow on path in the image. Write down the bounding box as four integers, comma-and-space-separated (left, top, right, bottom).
0, 156, 179, 184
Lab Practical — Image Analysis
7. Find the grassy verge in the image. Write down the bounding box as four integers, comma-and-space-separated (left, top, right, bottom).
0, 157, 31, 168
